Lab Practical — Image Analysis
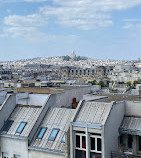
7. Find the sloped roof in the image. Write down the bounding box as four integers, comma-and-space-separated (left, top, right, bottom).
1, 106, 42, 137
75, 101, 113, 125
30, 108, 75, 153
120, 116, 141, 135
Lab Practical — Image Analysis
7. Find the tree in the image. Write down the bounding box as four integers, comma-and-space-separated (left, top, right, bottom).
63, 56, 71, 61
88, 80, 97, 85
126, 81, 131, 86
98, 80, 105, 87
133, 80, 138, 86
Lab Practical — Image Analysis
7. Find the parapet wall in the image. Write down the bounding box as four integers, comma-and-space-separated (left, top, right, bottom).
125, 101, 141, 117
0, 94, 16, 130
49, 86, 93, 108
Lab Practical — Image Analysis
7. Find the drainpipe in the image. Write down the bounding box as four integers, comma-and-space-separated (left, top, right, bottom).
86, 126, 90, 158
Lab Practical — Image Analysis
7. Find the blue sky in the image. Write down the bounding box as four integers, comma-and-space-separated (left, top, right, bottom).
1, 0, 141, 61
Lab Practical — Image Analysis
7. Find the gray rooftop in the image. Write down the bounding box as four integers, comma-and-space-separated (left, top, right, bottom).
75, 102, 113, 125
120, 116, 141, 135
30, 108, 75, 153
1, 106, 42, 137
95, 94, 141, 103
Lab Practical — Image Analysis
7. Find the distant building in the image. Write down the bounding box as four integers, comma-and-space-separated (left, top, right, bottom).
70, 51, 76, 59
61, 66, 106, 80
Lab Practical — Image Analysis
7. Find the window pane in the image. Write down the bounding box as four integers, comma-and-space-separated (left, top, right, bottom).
139, 136, 141, 151
37, 127, 47, 139
16, 122, 27, 133
82, 136, 86, 149
90, 152, 101, 158
76, 135, 80, 148
48, 128, 59, 141
3, 120, 14, 132
97, 138, 102, 151
75, 149, 86, 158
91, 137, 95, 150
14, 154, 21, 158
2, 152, 8, 158
128, 134, 133, 148
61, 135, 65, 143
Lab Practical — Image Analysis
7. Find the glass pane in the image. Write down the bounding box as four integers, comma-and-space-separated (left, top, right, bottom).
61, 135, 65, 143
91, 137, 95, 150
16, 122, 26, 133
128, 134, 133, 148
119, 135, 123, 145
3, 120, 14, 132
14, 154, 21, 158
82, 136, 86, 149
2, 152, 8, 158
139, 136, 141, 151
48, 128, 59, 141
37, 127, 46, 139
75, 149, 86, 158
76, 135, 80, 148
97, 138, 102, 151
90, 152, 101, 158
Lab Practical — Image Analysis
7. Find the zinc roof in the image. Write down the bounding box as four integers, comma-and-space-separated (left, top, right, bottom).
75, 101, 113, 125
120, 116, 141, 135
1, 106, 42, 137
30, 108, 75, 153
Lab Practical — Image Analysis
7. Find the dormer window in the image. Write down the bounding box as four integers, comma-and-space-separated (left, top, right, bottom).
16, 122, 27, 134
36, 127, 47, 139
48, 128, 59, 141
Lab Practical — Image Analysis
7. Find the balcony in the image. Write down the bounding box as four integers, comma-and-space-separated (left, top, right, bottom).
111, 151, 141, 158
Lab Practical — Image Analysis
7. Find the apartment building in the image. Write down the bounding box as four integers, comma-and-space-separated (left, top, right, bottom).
61, 66, 106, 80
0, 91, 141, 158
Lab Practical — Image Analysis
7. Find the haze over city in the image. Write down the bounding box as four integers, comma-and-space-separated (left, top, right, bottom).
0, 0, 141, 61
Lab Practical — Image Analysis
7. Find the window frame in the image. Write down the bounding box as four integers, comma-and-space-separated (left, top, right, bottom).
75, 133, 86, 151
2, 152, 9, 158
48, 128, 60, 141
137, 135, 141, 154
16, 122, 27, 134
2, 120, 14, 132
90, 134, 102, 154
36, 127, 47, 139
13, 154, 21, 158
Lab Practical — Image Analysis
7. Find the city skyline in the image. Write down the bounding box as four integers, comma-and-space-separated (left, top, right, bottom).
0, 0, 141, 61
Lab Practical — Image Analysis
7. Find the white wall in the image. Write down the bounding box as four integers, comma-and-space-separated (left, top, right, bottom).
16, 94, 49, 106
29, 150, 65, 158
104, 102, 125, 158
0, 137, 28, 158
50, 86, 93, 108
125, 101, 141, 117
0, 95, 16, 130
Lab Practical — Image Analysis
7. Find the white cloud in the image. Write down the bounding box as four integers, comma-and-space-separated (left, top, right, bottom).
124, 19, 141, 22
1, 26, 79, 42
4, 0, 141, 30
1, 0, 48, 3
2, 0, 141, 40
123, 24, 134, 29
39, 0, 141, 30
4, 14, 47, 27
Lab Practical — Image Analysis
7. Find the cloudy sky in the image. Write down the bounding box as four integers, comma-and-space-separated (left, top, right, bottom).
0, 0, 141, 61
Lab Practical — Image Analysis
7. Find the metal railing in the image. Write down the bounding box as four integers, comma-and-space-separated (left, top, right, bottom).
111, 151, 141, 158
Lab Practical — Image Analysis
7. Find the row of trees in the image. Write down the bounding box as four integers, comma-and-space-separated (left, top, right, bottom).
122, 80, 138, 86
88, 80, 106, 87
88, 80, 139, 87
62, 55, 87, 61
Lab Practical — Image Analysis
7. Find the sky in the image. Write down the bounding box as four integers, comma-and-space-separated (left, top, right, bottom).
0, 0, 141, 61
